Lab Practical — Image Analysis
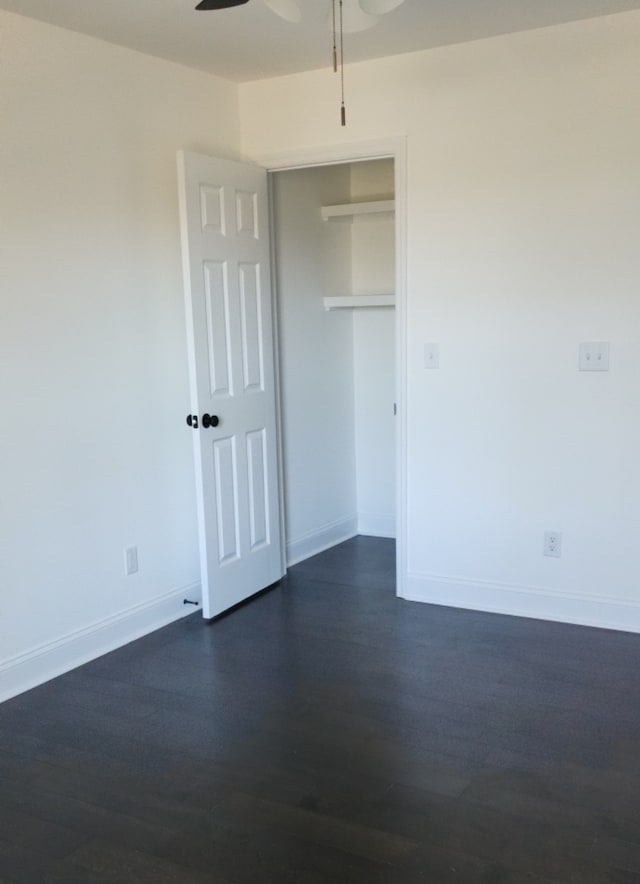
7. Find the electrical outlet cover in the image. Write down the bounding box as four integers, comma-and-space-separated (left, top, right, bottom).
544, 531, 562, 558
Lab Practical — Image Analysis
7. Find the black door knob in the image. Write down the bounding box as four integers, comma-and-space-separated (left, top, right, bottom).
186, 414, 199, 429
202, 414, 219, 429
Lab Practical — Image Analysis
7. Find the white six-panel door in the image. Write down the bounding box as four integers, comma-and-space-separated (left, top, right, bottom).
177, 151, 283, 619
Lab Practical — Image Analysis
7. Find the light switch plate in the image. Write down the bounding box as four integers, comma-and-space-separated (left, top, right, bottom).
424, 343, 440, 369
124, 546, 138, 576
579, 342, 609, 372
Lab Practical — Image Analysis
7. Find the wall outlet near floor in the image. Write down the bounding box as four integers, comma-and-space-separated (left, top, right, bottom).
124, 545, 139, 575
543, 531, 562, 558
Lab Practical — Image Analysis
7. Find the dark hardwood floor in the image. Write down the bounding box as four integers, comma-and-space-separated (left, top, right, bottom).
2, 535, 640, 883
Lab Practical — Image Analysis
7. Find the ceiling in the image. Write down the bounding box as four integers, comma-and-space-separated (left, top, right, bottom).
2, 0, 640, 82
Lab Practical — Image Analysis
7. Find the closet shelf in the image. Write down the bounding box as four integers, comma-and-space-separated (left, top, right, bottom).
320, 199, 395, 221
323, 294, 395, 311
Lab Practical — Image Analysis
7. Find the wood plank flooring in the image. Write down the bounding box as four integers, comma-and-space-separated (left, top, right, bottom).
2, 536, 640, 882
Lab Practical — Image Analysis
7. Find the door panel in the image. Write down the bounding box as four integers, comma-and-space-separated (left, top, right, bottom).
204, 261, 233, 397
213, 436, 240, 565
246, 428, 269, 550
178, 151, 283, 619
239, 263, 264, 392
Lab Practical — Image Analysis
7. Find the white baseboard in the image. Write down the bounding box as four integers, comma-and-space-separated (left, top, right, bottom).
286, 516, 358, 567
357, 512, 396, 539
402, 572, 640, 634
0, 583, 201, 704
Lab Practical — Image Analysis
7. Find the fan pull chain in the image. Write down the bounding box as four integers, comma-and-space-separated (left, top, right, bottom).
339, 0, 346, 126
332, 0, 338, 72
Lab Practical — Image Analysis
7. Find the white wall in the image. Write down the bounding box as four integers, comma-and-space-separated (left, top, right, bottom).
0, 11, 240, 700
240, 11, 640, 631
353, 308, 396, 537
349, 161, 396, 537
271, 165, 357, 564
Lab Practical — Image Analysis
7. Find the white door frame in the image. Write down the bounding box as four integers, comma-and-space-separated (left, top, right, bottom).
254, 137, 408, 599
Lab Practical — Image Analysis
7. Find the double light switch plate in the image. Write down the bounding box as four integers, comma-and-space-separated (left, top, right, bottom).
579, 342, 609, 371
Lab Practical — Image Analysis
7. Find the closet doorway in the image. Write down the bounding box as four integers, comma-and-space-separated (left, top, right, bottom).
271, 157, 397, 575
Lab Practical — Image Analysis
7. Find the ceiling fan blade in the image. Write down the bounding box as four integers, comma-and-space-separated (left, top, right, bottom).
358, 0, 405, 12
340, 0, 379, 33
262, 0, 302, 23
195, 0, 250, 9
